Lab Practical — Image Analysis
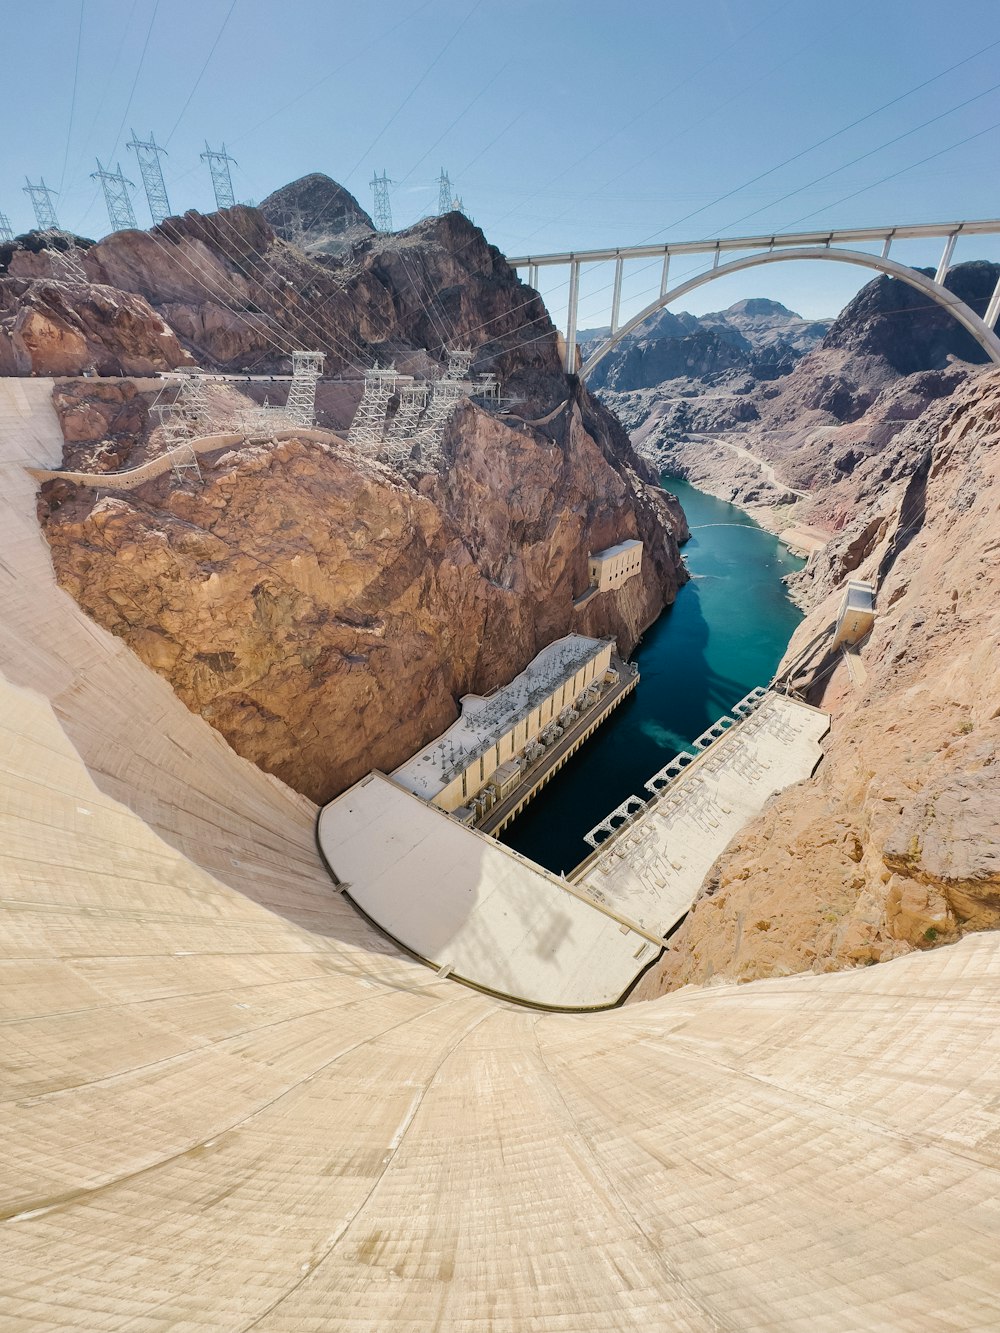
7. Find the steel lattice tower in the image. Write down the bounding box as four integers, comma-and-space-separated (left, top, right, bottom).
437, 169, 454, 216
23, 178, 59, 231
285, 352, 325, 427
91, 160, 137, 231
127, 130, 172, 224
201, 142, 237, 210
348, 363, 399, 446
370, 171, 394, 233
0, 212, 13, 243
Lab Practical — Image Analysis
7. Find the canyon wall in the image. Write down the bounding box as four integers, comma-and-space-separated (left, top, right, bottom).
604, 263, 1000, 537
31, 180, 686, 802
635, 367, 1000, 996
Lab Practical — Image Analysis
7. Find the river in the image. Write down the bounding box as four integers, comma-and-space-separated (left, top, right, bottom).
499, 477, 805, 874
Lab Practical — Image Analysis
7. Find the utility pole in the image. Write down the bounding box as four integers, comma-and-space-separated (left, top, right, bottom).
23, 177, 60, 231
127, 130, 171, 224
370, 170, 394, 233
437, 168, 454, 216
201, 142, 237, 210
0, 213, 13, 243
91, 159, 138, 232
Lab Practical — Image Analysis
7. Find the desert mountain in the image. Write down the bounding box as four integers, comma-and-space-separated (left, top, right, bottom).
258, 172, 375, 256
583, 297, 831, 390
605, 261, 1000, 534
22, 185, 687, 802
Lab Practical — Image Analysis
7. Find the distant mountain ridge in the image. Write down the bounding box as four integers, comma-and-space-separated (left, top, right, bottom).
582, 298, 831, 390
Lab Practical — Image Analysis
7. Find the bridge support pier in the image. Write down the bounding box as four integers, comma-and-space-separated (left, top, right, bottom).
935, 232, 958, 286
985, 275, 1000, 331
610, 257, 624, 333
565, 259, 580, 374
659, 253, 670, 297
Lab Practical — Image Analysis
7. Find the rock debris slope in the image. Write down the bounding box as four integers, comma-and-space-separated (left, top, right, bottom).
3, 376, 1000, 1329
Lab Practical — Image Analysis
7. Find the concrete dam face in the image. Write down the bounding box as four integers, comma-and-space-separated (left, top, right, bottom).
3, 378, 999, 1330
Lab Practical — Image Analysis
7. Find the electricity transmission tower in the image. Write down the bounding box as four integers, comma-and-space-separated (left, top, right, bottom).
23, 178, 59, 231
201, 142, 237, 210
127, 130, 171, 224
437, 168, 454, 216
285, 351, 325, 427
91, 160, 138, 231
0, 213, 13, 243
370, 170, 394, 233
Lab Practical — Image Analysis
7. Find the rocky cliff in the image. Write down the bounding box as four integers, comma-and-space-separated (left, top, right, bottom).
32, 181, 687, 802
634, 367, 1000, 997
258, 172, 375, 256
40, 382, 684, 803
614, 263, 1000, 537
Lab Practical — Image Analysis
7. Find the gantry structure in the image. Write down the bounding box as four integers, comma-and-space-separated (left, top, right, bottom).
91, 160, 138, 232
201, 142, 238, 210
22, 177, 59, 230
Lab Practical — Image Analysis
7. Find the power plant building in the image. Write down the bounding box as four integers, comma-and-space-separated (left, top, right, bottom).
589, 538, 643, 592
392, 634, 614, 815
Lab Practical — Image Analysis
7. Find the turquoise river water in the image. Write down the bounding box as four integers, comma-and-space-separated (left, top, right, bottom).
500, 477, 805, 875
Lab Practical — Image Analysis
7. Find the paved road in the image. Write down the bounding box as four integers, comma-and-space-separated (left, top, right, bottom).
691, 431, 809, 499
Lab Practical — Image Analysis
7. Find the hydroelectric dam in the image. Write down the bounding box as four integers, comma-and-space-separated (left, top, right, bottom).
3, 376, 1000, 1329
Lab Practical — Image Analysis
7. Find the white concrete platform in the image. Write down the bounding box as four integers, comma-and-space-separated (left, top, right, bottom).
574, 694, 829, 937
318, 774, 657, 1008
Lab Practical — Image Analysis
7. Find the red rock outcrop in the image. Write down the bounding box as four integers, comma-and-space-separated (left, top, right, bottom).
0, 273, 192, 376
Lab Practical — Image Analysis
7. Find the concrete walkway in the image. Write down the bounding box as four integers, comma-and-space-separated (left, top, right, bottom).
29, 424, 348, 490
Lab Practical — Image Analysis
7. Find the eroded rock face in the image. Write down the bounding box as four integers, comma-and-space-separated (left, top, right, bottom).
0, 274, 192, 376
27, 185, 687, 801
258, 173, 375, 256
634, 368, 1000, 996
40, 383, 685, 803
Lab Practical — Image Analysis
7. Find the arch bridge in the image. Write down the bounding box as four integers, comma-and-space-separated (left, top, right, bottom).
509, 220, 1000, 377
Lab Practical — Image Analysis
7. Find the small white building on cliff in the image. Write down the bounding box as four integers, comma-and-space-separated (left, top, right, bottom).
589, 539, 643, 593
392, 634, 613, 814
833, 579, 875, 648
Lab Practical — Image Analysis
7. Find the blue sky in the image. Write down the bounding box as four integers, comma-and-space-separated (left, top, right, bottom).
3, 0, 999, 328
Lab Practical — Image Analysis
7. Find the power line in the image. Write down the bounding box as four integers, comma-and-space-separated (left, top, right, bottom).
341, 0, 485, 187
164, 0, 237, 147
628, 31, 1000, 250
784, 118, 1000, 231
105, 0, 160, 167
58, 0, 86, 196
717, 77, 1000, 238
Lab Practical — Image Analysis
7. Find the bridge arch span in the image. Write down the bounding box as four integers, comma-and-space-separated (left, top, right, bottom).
579, 246, 1000, 380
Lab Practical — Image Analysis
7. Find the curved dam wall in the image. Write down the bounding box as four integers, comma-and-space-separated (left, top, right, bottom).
2, 377, 1000, 1330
